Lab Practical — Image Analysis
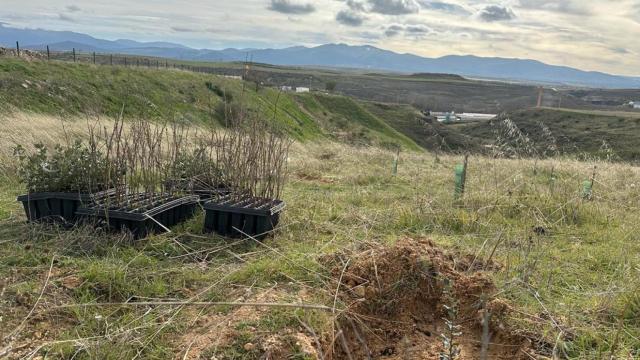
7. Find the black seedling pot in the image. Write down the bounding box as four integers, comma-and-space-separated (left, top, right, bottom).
17, 189, 114, 224
76, 193, 199, 239
203, 194, 285, 239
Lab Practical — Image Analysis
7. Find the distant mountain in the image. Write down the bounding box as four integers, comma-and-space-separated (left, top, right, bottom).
0, 24, 186, 51
1, 24, 639, 89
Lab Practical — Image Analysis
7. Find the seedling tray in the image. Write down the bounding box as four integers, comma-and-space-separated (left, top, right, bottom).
165, 179, 230, 204
17, 189, 114, 224
203, 194, 285, 239
76, 193, 200, 239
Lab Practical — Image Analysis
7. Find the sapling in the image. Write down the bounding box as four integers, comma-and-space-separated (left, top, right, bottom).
440, 279, 461, 360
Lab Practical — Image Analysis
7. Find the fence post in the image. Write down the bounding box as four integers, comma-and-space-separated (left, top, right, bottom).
110, 54, 113, 66
136, 58, 139, 67
73, 48, 76, 62
46, 45, 50, 60
93, 52, 96, 64
16, 41, 20, 57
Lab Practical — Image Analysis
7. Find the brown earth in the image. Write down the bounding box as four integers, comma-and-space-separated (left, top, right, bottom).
324, 237, 542, 360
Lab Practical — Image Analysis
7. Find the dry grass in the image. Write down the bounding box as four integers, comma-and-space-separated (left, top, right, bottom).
1, 112, 640, 359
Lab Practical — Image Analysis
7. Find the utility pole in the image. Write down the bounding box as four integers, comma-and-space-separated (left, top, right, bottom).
46, 45, 50, 61
73, 48, 76, 62
16, 41, 20, 57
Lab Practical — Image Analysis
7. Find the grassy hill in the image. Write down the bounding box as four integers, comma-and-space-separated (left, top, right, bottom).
1, 57, 640, 359
0, 58, 420, 150
451, 108, 640, 162
1, 117, 639, 358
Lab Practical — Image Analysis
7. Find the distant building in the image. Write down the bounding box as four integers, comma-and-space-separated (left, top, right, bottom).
280, 86, 293, 92
631, 101, 640, 109
295, 87, 310, 93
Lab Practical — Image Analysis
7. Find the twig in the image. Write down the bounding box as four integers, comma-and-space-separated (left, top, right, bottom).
51, 301, 333, 312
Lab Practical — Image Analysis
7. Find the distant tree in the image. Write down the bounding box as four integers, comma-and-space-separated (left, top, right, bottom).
325, 81, 337, 92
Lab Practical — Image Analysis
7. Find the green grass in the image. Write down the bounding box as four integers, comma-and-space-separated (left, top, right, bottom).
2, 140, 640, 358
2, 57, 640, 359
0, 58, 420, 149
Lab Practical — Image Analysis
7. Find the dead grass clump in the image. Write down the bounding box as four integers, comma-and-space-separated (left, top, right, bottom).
325, 237, 539, 359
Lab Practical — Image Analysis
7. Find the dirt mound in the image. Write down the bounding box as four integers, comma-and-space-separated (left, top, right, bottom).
327, 238, 537, 359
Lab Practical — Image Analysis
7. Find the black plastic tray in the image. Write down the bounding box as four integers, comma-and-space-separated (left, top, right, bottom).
165, 179, 230, 204
76, 193, 200, 239
17, 189, 114, 224
203, 194, 285, 239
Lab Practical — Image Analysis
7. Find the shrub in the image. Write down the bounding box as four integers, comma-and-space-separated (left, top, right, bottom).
13, 140, 111, 193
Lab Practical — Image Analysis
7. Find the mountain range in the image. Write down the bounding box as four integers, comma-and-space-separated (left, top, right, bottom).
1, 24, 639, 89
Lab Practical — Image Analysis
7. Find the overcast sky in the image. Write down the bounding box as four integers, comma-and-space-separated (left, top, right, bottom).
1, 0, 639, 76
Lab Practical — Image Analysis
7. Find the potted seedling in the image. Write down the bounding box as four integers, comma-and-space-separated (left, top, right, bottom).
165, 143, 230, 204
203, 115, 291, 239
76, 119, 200, 238
14, 140, 115, 224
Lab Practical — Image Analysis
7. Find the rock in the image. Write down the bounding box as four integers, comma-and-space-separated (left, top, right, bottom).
243, 342, 256, 351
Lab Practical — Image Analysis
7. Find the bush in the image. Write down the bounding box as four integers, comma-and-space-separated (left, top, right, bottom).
13, 140, 110, 193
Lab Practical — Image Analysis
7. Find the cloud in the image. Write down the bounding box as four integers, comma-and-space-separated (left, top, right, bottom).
336, 10, 366, 26
384, 24, 404, 36
171, 26, 198, 32
344, 0, 367, 12
58, 13, 77, 22
518, 0, 590, 15
479, 5, 515, 22
368, 0, 420, 15
418, 1, 470, 15
65, 5, 81, 13
384, 23, 430, 37
611, 47, 629, 54
268, 0, 316, 15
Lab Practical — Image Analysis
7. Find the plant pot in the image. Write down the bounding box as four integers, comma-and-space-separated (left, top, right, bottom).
203, 194, 285, 239
17, 189, 114, 224
76, 193, 200, 239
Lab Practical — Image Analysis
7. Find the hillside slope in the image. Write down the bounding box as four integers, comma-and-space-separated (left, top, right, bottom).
0, 58, 420, 150
452, 108, 640, 162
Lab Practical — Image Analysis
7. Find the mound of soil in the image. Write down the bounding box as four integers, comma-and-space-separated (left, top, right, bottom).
327, 238, 537, 359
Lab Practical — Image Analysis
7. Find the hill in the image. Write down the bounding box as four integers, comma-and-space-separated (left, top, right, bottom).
451, 108, 640, 162
0, 58, 421, 150
2, 24, 640, 88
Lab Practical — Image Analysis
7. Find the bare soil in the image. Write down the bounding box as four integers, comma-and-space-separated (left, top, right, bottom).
325, 237, 540, 359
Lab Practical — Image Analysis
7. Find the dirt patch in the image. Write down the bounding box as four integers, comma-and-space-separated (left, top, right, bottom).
174, 287, 316, 360
325, 237, 539, 359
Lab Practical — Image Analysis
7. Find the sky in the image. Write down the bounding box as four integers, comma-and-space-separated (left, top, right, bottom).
1, 0, 639, 76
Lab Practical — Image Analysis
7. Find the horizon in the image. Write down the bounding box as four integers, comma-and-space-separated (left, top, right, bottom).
0, 0, 638, 77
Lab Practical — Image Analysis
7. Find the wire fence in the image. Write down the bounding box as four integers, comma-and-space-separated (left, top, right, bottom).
0, 41, 246, 78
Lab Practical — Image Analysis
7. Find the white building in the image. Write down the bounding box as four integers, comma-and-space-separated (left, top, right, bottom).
280, 86, 293, 92
632, 101, 640, 109
295, 87, 310, 93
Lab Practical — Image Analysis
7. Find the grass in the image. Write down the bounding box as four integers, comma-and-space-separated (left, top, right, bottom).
1, 114, 640, 359
451, 108, 640, 163
0, 58, 424, 150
